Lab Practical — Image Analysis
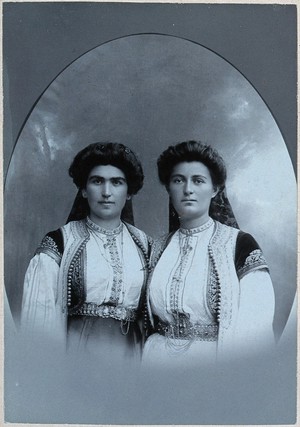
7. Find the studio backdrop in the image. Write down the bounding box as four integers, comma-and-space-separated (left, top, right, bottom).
5, 34, 296, 340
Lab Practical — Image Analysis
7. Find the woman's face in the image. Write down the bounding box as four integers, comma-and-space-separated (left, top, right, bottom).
168, 161, 217, 228
82, 164, 129, 228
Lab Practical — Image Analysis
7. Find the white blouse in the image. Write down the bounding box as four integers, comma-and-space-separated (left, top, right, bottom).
150, 220, 215, 325
84, 220, 144, 308
143, 219, 275, 366
21, 220, 145, 339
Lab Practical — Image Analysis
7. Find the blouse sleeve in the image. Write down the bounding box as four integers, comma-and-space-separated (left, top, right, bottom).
21, 230, 65, 343
235, 268, 275, 355
235, 231, 269, 280
234, 232, 275, 353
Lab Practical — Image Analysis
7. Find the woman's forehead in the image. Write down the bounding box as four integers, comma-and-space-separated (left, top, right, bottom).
88, 164, 126, 178
171, 161, 211, 176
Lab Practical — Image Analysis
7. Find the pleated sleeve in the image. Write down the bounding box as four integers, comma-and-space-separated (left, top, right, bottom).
234, 232, 275, 353
21, 230, 65, 343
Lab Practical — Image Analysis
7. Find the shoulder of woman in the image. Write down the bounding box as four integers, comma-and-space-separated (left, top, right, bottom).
235, 231, 269, 280
154, 231, 175, 246
236, 230, 259, 246
34, 220, 88, 265
124, 222, 148, 238
124, 222, 153, 251
150, 232, 176, 265
212, 220, 240, 244
35, 227, 64, 265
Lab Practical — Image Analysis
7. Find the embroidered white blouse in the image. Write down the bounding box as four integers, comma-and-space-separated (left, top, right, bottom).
150, 220, 216, 326
21, 219, 146, 344
143, 219, 275, 366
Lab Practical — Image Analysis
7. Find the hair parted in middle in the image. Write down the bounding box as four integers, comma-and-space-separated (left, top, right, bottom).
157, 140, 227, 191
69, 142, 144, 195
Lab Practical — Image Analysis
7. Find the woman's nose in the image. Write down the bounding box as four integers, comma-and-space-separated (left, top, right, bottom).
184, 181, 193, 195
102, 182, 112, 197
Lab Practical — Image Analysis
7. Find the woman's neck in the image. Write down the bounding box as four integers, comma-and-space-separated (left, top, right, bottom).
88, 215, 121, 230
179, 214, 210, 230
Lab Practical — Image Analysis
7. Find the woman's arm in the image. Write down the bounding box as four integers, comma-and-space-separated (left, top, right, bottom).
235, 269, 275, 355
233, 231, 275, 355
21, 252, 66, 344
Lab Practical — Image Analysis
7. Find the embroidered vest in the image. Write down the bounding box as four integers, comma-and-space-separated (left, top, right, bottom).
147, 221, 267, 356
55, 221, 151, 316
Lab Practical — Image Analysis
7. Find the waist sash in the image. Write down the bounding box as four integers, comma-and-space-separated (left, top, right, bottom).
69, 302, 137, 322
156, 320, 218, 341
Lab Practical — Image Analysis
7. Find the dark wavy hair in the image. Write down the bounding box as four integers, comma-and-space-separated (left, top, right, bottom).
157, 140, 227, 191
69, 142, 144, 195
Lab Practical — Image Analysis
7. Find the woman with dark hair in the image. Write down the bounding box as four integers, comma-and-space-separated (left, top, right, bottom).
21, 142, 151, 360
143, 140, 274, 365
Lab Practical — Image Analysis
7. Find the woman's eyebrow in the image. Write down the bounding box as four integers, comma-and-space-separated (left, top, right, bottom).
87, 174, 102, 180
110, 176, 127, 181
170, 173, 207, 179
171, 173, 184, 178
88, 175, 126, 181
192, 174, 207, 179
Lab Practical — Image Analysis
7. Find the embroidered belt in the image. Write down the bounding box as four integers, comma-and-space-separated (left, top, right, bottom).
156, 320, 218, 341
69, 302, 137, 322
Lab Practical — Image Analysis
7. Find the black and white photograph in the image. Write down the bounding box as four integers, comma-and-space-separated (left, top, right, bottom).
3, 2, 297, 425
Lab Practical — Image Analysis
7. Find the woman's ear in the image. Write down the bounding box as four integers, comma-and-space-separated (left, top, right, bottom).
126, 194, 132, 201
82, 188, 87, 198
212, 186, 219, 198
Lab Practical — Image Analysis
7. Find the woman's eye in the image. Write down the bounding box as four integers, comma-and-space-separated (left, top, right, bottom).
194, 178, 204, 184
92, 178, 102, 184
112, 179, 123, 186
172, 178, 183, 184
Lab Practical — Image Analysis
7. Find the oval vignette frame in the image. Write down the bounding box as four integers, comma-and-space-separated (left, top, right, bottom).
5, 33, 296, 339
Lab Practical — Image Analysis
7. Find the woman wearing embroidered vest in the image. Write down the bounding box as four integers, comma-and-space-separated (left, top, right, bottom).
143, 140, 275, 366
21, 142, 151, 361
